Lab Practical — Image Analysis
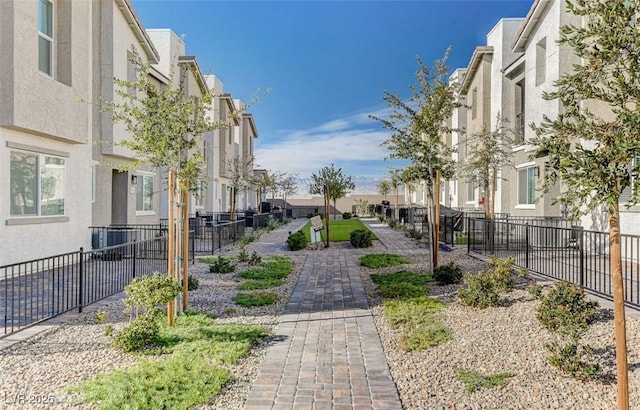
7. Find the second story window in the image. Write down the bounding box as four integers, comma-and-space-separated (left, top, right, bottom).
38, 0, 54, 76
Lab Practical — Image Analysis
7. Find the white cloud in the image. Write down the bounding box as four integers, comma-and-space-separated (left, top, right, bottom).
254, 108, 399, 177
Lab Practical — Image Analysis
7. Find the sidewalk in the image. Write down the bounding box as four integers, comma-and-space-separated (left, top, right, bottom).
244, 218, 424, 409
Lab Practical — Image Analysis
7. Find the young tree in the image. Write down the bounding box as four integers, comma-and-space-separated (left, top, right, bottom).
371, 49, 460, 267
401, 166, 421, 209
252, 170, 271, 213
530, 2, 640, 407
226, 155, 255, 221
388, 168, 403, 210
104, 53, 224, 324
459, 115, 515, 220
280, 173, 298, 216
309, 164, 355, 246
376, 179, 391, 200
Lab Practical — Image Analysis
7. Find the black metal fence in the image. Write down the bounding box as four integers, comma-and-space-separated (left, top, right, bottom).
467, 218, 640, 308
1, 236, 168, 337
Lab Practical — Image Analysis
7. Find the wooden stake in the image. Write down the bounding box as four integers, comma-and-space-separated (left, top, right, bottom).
182, 181, 189, 312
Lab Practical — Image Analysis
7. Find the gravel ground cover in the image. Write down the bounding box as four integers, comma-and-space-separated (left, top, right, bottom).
359, 247, 640, 410
0, 248, 305, 410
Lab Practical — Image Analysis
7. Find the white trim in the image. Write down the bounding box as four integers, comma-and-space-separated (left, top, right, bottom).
515, 161, 536, 169
515, 204, 536, 210
135, 211, 156, 217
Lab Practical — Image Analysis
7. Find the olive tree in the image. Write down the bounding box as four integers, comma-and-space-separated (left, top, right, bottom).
530, 1, 640, 407
371, 49, 460, 267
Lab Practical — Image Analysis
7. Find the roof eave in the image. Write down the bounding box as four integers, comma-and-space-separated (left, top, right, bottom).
460, 46, 493, 94
116, 0, 160, 64
512, 0, 549, 52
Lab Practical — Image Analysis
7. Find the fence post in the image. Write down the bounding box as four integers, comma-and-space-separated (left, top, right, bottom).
579, 228, 585, 287
78, 247, 84, 313
132, 240, 137, 279
467, 217, 471, 254
525, 223, 530, 269
191, 230, 195, 264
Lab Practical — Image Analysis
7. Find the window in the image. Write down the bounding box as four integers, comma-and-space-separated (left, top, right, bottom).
195, 181, 205, 208
536, 38, 547, 86
136, 175, 154, 212
10, 151, 65, 216
518, 166, 536, 205
466, 180, 476, 203
514, 79, 525, 143
38, 0, 54, 76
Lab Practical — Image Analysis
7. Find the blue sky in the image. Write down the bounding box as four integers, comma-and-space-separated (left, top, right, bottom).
132, 0, 534, 180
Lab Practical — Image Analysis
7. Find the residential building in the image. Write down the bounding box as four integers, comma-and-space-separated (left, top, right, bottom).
1, 0, 95, 265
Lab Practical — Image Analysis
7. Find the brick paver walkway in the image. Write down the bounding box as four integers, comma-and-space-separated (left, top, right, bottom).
244, 218, 415, 409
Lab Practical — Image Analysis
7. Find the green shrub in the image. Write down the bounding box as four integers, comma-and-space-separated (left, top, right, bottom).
237, 247, 250, 263
545, 341, 601, 381
188, 275, 200, 291
454, 368, 514, 392
238, 232, 257, 247
123, 272, 182, 318
342, 212, 352, 220
95, 311, 108, 324
350, 229, 373, 248
433, 262, 463, 285
527, 280, 544, 299
234, 291, 277, 307
536, 281, 598, 339
113, 316, 160, 353
249, 251, 262, 266
400, 324, 451, 351
457, 257, 518, 308
286, 230, 307, 251
209, 256, 236, 273
405, 227, 423, 240
266, 218, 280, 231
360, 253, 408, 268
387, 218, 397, 228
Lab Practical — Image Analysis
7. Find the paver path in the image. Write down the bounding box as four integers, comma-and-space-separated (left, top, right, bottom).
245, 218, 414, 409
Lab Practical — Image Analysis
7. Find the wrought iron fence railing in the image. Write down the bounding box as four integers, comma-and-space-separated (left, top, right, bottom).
467, 218, 640, 308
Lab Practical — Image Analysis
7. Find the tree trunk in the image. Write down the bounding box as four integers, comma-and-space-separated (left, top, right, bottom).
230, 187, 237, 221
490, 168, 497, 220
433, 170, 441, 268
609, 203, 629, 410
167, 170, 175, 326
333, 198, 337, 220
324, 191, 330, 248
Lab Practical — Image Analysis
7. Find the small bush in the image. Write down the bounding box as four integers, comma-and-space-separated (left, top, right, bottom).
536, 281, 598, 339
387, 218, 397, 228
342, 212, 352, 220
249, 251, 262, 266
433, 262, 463, 285
188, 275, 200, 291
237, 248, 250, 263
234, 291, 277, 307
266, 219, 280, 231
238, 233, 257, 247
105, 324, 114, 338
405, 227, 423, 240
527, 280, 544, 299
384, 296, 449, 351
123, 273, 182, 318
209, 256, 236, 273
545, 341, 601, 381
457, 257, 518, 308
113, 316, 159, 353
95, 311, 108, 324
360, 253, 408, 268
454, 368, 514, 392
350, 229, 373, 248
286, 230, 307, 251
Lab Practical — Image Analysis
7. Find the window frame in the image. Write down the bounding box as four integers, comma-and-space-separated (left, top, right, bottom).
10, 149, 66, 218
516, 164, 536, 208
135, 174, 155, 214
38, 0, 54, 77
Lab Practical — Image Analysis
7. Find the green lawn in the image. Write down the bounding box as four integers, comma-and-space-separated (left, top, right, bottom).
301, 218, 377, 242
